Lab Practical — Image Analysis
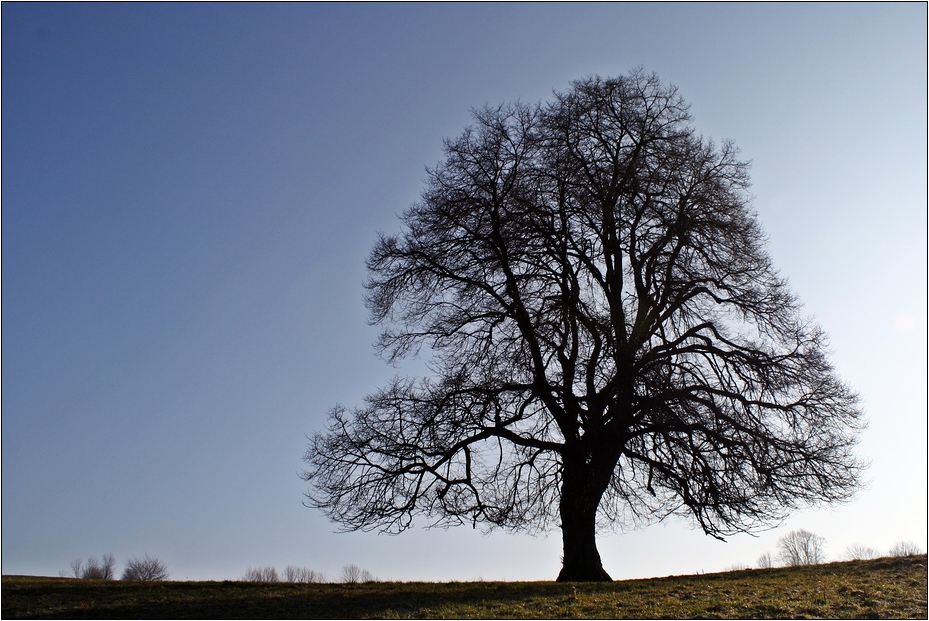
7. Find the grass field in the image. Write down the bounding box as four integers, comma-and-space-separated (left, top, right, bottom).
3, 555, 925, 619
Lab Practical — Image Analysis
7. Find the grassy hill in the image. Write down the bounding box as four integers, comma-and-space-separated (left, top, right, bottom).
3, 555, 925, 619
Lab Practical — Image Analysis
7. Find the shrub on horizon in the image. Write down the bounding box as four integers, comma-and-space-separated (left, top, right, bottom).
340, 564, 376, 584
284, 565, 325, 583
122, 554, 169, 581
65, 554, 117, 580
242, 566, 280, 582
756, 552, 775, 569
777, 530, 826, 566
843, 543, 879, 561
888, 541, 924, 557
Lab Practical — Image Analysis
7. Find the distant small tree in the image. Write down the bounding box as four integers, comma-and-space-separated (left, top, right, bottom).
777, 529, 826, 566
67, 554, 117, 579
843, 543, 879, 561
122, 554, 169, 581
242, 566, 280, 582
339, 564, 376, 584
888, 541, 924, 557
97, 554, 117, 580
756, 552, 775, 569
68, 558, 84, 578
284, 565, 325, 583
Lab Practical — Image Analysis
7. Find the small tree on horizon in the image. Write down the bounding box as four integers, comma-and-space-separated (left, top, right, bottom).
339, 564, 376, 584
284, 565, 326, 583
67, 554, 117, 580
844, 543, 879, 561
756, 552, 775, 569
304, 69, 865, 582
777, 529, 826, 566
67, 558, 83, 578
242, 566, 280, 582
121, 554, 169, 581
888, 541, 924, 557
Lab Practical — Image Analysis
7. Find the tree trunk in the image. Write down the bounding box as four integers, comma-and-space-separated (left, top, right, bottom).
556, 455, 613, 582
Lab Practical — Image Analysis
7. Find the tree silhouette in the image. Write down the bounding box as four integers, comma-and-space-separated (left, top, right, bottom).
843, 543, 879, 561
68, 554, 117, 580
777, 529, 827, 566
121, 554, 169, 581
303, 70, 864, 581
888, 541, 924, 557
756, 552, 775, 569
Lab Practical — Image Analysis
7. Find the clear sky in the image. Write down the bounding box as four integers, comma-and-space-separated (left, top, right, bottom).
2, 3, 926, 582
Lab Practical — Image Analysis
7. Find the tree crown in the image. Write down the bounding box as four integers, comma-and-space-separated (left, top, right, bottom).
304, 70, 864, 542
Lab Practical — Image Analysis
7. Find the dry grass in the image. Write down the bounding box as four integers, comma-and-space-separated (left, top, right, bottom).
3, 554, 925, 619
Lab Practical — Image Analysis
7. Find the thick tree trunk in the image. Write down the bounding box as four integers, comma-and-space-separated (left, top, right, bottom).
556, 455, 613, 582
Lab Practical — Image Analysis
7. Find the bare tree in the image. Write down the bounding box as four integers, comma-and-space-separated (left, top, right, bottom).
284, 565, 326, 583
121, 554, 169, 581
888, 541, 924, 557
756, 552, 774, 569
66, 554, 117, 580
303, 70, 865, 581
68, 558, 84, 579
777, 529, 826, 566
242, 566, 280, 582
99, 554, 117, 580
339, 564, 376, 584
844, 543, 879, 560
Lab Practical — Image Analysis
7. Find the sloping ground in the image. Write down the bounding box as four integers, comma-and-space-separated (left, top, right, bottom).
3, 555, 925, 619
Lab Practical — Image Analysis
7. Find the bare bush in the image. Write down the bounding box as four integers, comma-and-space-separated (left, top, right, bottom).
339, 564, 375, 584
888, 541, 924, 557
756, 552, 775, 569
284, 565, 325, 583
67, 554, 116, 579
242, 566, 280, 582
777, 529, 826, 566
844, 543, 879, 560
122, 554, 169, 581
726, 563, 750, 571
68, 558, 84, 578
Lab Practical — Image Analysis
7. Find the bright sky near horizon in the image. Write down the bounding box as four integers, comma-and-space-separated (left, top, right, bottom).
2, 4, 926, 582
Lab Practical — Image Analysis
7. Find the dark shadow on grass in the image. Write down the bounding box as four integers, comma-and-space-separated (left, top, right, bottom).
3, 556, 926, 620
1, 579, 584, 619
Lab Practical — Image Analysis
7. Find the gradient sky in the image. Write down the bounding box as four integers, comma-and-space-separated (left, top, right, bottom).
2, 3, 926, 582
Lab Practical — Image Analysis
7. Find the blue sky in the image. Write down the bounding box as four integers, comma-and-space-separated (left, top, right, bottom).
2, 3, 926, 581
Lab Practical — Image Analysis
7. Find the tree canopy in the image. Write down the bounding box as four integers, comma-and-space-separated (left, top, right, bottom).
303, 69, 864, 581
